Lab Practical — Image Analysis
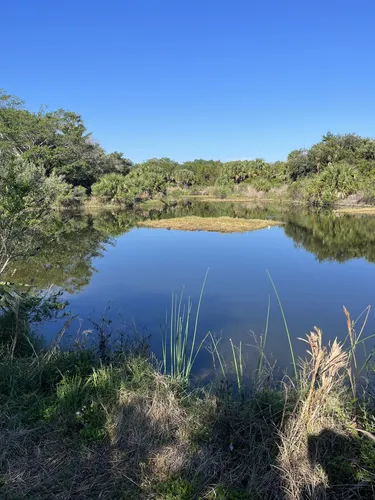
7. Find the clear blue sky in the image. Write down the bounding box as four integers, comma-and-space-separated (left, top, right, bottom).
2, 0, 375, 163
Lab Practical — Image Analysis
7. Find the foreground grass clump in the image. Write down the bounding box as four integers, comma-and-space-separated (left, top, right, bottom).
0, 332, 374, 499
0, 350, 288, 499
138, 216, 281, 233
0, 295, 374, 499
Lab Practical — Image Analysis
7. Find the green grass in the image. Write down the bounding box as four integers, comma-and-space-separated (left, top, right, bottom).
161, 271, 209, 380
266, 270, 298, 380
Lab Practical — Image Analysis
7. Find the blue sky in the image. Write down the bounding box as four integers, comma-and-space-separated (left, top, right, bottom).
2, 0, 375, 163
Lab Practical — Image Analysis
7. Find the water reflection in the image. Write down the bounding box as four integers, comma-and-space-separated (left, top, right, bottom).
6, 201, 375, 373
284, 213, 375, 263
9, 202, 375, 294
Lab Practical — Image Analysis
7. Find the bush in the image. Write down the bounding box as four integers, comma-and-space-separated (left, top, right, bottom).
174, 168, 195, 188
91, 173, 134, 206
214, 185, 232, 199
250, 178, 273, 192
56, 185, 87, 208
289, 162, 360, 207
360, 176, 375, 205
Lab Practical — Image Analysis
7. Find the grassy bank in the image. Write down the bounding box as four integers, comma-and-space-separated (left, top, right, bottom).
138, 216, 281, 233
335, 207, 375, 215
1, 317, 374, 499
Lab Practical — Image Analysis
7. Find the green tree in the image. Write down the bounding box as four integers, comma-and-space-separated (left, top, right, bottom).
181, 159, 222, 185
0, 89, 131, 191
0, 155, 73, 274
174, 168, 195, 188
107, 152, 133, 175
287, 149, 314, 180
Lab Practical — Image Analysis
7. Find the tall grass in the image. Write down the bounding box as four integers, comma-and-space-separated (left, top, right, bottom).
267, 270, 298, 380
161, 270, 209, 379
341, 305, 375, 398
230, 338, 244, 397
257, 295, 271, 379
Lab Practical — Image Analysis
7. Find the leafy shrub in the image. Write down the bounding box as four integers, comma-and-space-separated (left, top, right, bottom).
92, 173, 134, 206
360, 176, 375, 205
181, 159, 223, 185
155, 475, 192, 500
290, 162, 360, 207
56, 184, 87, 208
127, 164, 169, 198
214, 185, 232, 199
250, 178, 273, 192
174, 168, 196, 188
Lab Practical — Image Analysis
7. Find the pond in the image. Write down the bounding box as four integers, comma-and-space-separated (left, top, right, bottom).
12, 201, 375, 377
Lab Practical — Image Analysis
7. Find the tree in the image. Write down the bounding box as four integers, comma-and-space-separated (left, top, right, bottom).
0, 155, 73, 275
174, 168, 195, 188
181, 159, 222, 185
0, 89, 25, 110
287, 149, 315, 181
107, 152, 133, 175
0, 89, 131, 191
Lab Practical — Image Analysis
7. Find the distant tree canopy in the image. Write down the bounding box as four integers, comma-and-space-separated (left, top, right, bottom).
2, 89, 375, 208
180, 159, 223, 185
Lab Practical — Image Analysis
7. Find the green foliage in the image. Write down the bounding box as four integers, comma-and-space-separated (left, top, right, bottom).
250, 177, 273, 192
106, 151, 133, 175
214, 184, 232, 199
0, 289, 65, 358
92, 160, 173, 205
217, 159, 282, 191
126, 162, 169, 198
218, 161, 251, 184
0, 156, 81, 279
287, 149, 314, 180
2, 87, 375, 208
298, 162, 360, 207
0, 89, 130, 191
0, 156, 71, 216
92, 173, 134, 206
174, 168, 196, 188
155, 475, 193, 500
56, 185, 87, 208
181, 159, 223, 185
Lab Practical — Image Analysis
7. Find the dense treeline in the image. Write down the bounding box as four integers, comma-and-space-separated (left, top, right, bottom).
2, 89, 375, 209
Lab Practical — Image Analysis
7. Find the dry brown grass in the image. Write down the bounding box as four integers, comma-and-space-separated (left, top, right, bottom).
277, 330, 363, 500
107, 373, 282, 497
138, 216, 281, 233
179, 195, 264, 203
335, 207, 375, 215
107, 373, 191, 488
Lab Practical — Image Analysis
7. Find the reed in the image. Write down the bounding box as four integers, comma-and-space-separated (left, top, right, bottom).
230, 338, 244, 398
267, 271, 298, 380
161, 270, 209, 380
257, 295, 271, 380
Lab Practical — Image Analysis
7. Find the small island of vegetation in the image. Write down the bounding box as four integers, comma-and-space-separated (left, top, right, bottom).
138, 216, 281, 232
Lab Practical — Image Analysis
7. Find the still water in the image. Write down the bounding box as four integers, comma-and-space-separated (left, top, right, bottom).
18, 201, 375, 375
